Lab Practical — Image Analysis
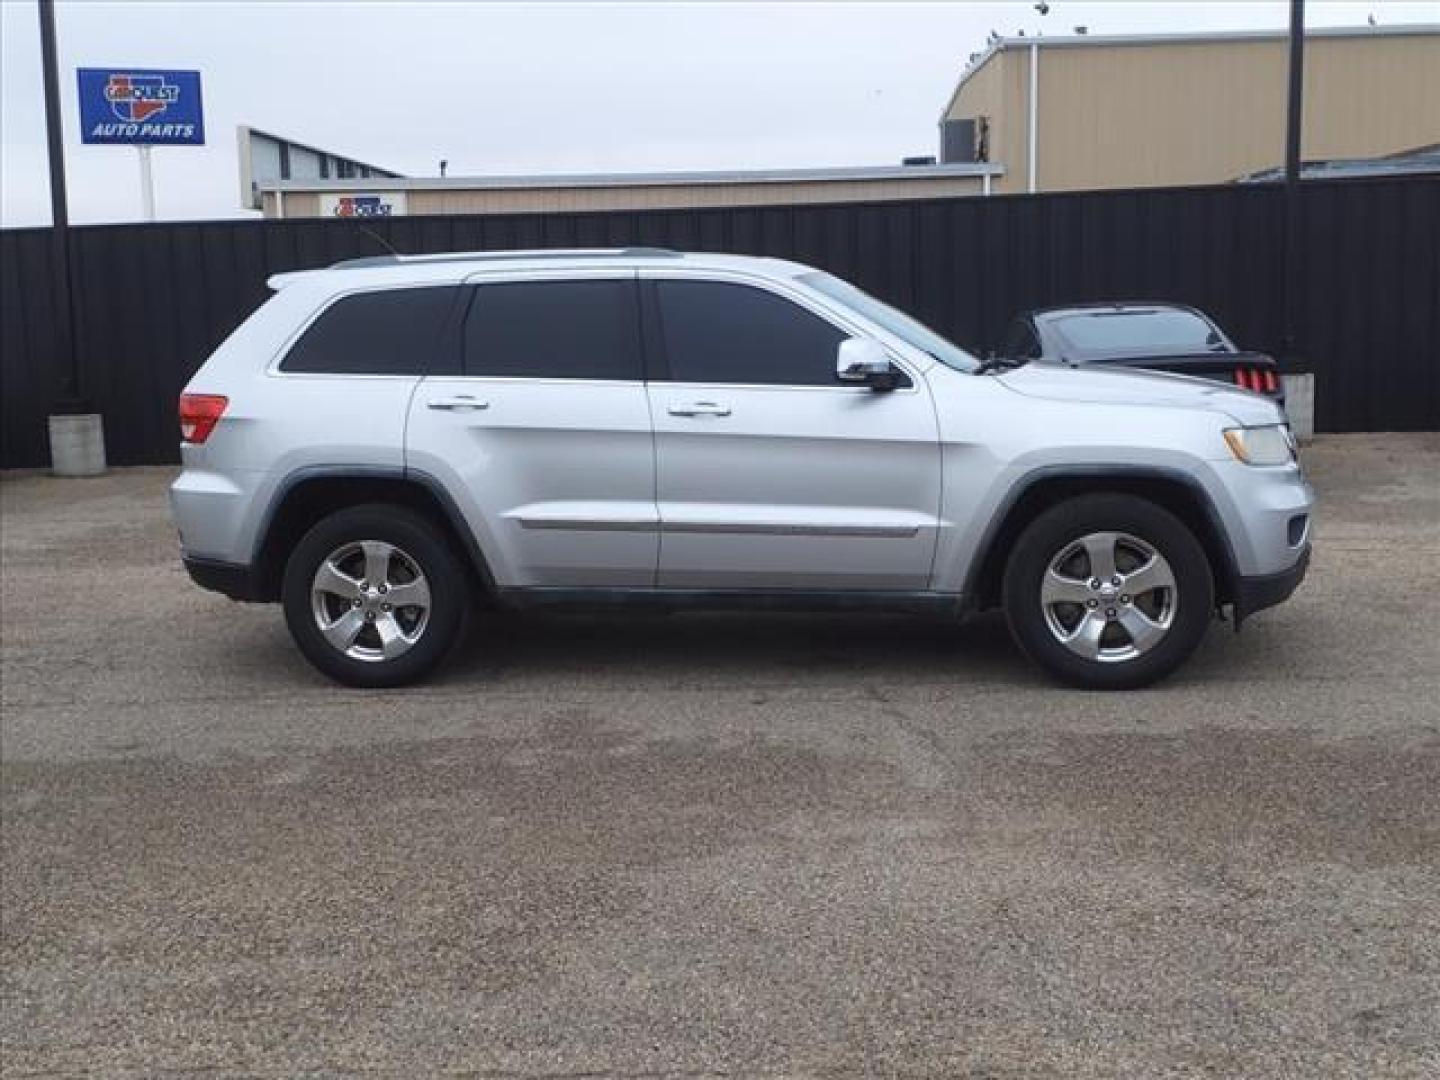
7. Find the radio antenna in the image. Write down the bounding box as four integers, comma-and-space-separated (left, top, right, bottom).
356, 224, 399, 257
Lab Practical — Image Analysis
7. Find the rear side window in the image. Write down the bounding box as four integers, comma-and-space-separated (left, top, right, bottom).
281, 287, 458, 375
463, 279, 641, 380
656, 280, 848, 386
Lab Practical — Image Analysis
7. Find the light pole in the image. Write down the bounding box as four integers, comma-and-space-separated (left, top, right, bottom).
1281, 0, 1306, 396
1284, 0, 1306, 185
38, 0, 106, 474
38, 0, 74, 398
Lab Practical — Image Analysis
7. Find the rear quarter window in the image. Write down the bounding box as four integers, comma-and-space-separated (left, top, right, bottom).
280, 286, 459, 375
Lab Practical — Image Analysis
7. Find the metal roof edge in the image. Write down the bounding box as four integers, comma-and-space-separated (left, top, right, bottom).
259, 162, 1006, 193
996, 21, 1439, 51
938, 39, 1008, 124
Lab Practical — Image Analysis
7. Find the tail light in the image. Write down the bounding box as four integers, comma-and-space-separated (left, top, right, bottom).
179, 393, 228, 444
1233, 368, 1280, 394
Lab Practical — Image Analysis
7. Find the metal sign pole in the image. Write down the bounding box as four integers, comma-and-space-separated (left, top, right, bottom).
37, 0, 78, 401
138, 145, 156, 221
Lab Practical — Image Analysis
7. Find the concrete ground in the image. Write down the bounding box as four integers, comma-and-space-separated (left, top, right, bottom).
2, 434, 1438, 1078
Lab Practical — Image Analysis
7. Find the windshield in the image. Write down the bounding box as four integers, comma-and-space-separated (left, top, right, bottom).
1048, 309, 1223, 355
798, 272, 980, 373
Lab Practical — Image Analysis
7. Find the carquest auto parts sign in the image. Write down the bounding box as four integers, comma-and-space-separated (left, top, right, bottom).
77, 68, 205, 145
320, 193, 408, 218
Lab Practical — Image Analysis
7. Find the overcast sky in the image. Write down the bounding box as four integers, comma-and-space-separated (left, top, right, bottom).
3, 1, 1436, 227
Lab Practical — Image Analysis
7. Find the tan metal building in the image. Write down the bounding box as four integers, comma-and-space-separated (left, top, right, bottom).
940, 24, 1440, 194
258, 163, 1004, 219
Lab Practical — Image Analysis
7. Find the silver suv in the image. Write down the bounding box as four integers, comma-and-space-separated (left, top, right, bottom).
171, 249, 1312, 689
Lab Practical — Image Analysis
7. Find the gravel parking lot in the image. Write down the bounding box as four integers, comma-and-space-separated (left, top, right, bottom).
3, 434, 1438, 1077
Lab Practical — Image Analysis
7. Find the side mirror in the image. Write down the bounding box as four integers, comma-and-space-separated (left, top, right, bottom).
836, 337, 898, 390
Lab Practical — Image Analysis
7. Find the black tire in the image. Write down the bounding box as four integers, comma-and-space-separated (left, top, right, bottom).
281, 503, 471, 688
1002, 494, 1214, 690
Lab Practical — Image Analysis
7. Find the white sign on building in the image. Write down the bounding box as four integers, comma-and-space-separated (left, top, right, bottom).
318, 192, 408, 218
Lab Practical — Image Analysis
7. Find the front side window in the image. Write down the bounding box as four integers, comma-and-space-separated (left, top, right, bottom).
463, 279, 641, 380
281, 287, 458, 375
656, 280, 848, 386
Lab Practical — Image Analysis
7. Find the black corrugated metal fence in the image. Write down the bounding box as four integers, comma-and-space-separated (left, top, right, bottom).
2, 174, 1436, 467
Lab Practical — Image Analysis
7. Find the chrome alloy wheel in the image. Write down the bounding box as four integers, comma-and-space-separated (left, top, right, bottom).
1040, 531, 1177, 664
310, 540, 431, 662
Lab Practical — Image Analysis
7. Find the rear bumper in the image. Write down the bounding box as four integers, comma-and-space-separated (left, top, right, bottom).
183, 556, 264, 602
1234, 545, 1309, 623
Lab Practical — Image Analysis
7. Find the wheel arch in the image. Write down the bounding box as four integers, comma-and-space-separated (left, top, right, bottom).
964, 466, 1240, 612
250, 466, 497, 602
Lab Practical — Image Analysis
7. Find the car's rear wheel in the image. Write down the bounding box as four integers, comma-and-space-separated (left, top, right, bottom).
282, 504, 469, 687
1002, 494, 1214, 689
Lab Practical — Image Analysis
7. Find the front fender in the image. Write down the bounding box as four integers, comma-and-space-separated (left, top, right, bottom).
934, 457, 1244, 602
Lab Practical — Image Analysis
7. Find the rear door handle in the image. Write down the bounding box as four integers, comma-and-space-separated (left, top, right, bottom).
667, 401, 732, 417
427, 395, 489, 412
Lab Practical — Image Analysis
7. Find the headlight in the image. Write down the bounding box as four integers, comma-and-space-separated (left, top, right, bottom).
1223, 424, 1296, 466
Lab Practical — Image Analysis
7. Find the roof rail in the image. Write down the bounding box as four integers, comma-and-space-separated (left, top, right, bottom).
327, 247, 680, 271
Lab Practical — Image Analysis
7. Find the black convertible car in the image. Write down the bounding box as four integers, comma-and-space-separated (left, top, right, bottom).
996, 302, 1284, 406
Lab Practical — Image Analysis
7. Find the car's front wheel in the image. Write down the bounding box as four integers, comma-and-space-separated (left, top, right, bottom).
282, 504, 469, 688
1002, 494, 1214, 689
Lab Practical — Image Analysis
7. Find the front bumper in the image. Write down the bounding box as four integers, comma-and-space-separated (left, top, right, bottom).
1233, 545, 1309, 624
1205, 457, 1314, 577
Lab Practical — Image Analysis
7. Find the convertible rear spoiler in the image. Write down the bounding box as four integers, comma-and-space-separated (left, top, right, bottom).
1087, 351, 1283, 397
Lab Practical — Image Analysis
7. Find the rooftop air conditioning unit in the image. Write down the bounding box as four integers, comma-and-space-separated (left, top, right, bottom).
941, 119, 978, 164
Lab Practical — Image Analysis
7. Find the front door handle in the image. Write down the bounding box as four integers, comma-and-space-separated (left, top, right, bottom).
427, 395, 489, 412
667, 401, 732, 417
